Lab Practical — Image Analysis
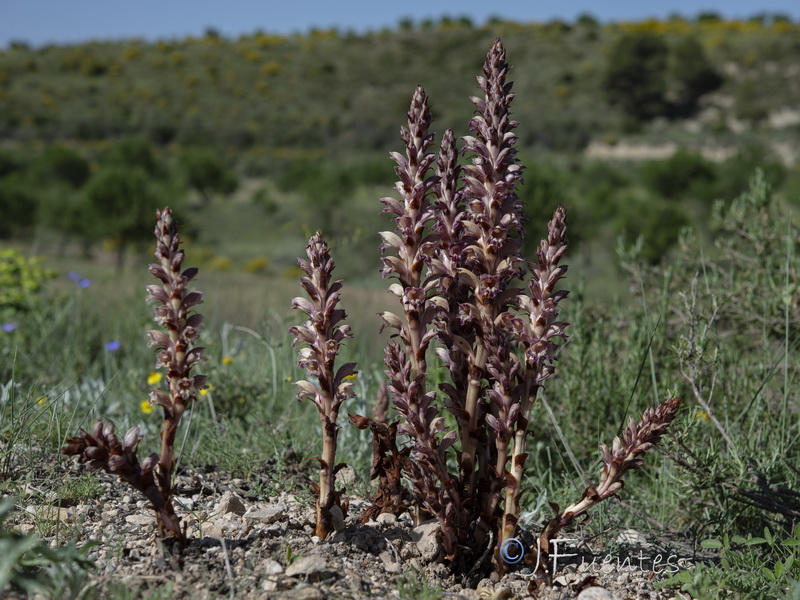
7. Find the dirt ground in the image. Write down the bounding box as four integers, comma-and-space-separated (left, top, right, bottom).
5, 456, 695, 599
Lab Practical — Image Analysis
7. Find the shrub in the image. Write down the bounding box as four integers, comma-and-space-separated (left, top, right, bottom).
669, 36, 724, 113
0, 175, 37, 238
603, 31, 669, 121
641, 149, 717, 201
82, 166, 164, 268
35, 145, 90, 188
177, 148, 238, 204
0, 249, 55, 312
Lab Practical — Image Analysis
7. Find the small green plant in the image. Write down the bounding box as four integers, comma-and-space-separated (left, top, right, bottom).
57, 471, 103, 502
0, 498, 94, 598
0, 249, 56, 312
659, 525, 800, 599
396, 569, 442, 600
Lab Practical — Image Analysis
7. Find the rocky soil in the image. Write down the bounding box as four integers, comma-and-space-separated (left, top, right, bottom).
4, 458, 695, 599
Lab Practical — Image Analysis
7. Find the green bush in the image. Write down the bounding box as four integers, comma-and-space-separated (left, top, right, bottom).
177, 147, 238, 203
0, 174, 37, 238
82, 166, 164, 267
715, 144, 786, 200
35, 145, 90, 188
102, 136, 163, 178
669, 36, 724, 113
617, 195, 690, 263
603, 31, 669, 121
0, 249, 55, 312
641, 150, 717, 201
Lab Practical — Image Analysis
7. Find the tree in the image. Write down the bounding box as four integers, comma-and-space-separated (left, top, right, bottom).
35, 145, 90, 188
103, 136, 163, 178
669, 36, 723, 113
82, 167, 163, 269
177, 148, 238, 204
0, 175, 37, 238
603, 32, 669, 121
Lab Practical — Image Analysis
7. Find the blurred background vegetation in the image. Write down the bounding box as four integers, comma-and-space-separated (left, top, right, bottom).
3, 15, 800, 596
0, 12, 798, 305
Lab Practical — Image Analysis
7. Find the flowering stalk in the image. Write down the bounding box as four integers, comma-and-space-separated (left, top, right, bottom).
536, 397, 682, 579
64, 206, 207, 542
455, 38, 525, 509
291, 232, 355, 539
502, 206, 569, 545
376, 85, 466, 548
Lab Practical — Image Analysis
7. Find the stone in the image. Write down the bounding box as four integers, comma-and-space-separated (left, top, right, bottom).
285, 556, 335, 582
174, 496, 195, 510
263, 558, 283, 575
577, 587, 623, 600
329, 505, 345, 532
277, 586, 324, 600
410, 520, 440, 561
614, 528, 649, 546
376, 513, 397, 526
244, 503, 286, 525
336, 465, 360, 486
215, 491, 246, 517
125, 514, 153, 527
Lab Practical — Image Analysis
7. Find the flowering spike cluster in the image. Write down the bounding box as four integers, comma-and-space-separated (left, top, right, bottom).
500, 205, 570, 544
291, 232, 355, 539
378, 85, 440, 375
536, 397, 682, 580
146, 207, 208, 417
451, 39, 527, 536
460, 38, 525, 298
63, 421, 181, 536
64, 207, 205, 542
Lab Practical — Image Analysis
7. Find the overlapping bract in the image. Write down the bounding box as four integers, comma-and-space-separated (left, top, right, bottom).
291, 232, 355, 539
64, 207, 207, 542
363, 38, 680, 582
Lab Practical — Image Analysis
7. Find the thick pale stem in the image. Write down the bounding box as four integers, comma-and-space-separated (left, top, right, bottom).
502, 378, 537, 544
460, 342, 487, 495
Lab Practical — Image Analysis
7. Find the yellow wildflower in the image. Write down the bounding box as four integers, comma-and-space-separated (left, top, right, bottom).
140, 400, 153, 414
695, 410, 710, 422
344, 373, 357, 381
36, 396, 47, 406
147, 372, 162, 385
199, 384, 215, 397
222, 356, 234, 365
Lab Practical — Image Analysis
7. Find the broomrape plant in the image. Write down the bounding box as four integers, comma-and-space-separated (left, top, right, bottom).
63, 207, 207, 543
290, 232, 355, 539
344, 38, 682, 581
54, 38, 680, 589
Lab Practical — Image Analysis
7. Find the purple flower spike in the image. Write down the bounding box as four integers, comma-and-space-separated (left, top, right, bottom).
105, 340, 121, 352
1, 323, 17, 333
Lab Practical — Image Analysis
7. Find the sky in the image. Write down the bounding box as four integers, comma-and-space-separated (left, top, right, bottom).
3, 0, 800, 48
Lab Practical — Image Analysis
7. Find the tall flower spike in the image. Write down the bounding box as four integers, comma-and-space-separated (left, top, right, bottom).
501, 205, 570, 546
374, 84, 463, 538
64, 206, 206, 543
536, 397, 682, 581
146, 207, 207, 539
291, 232, 355, 539
455, 38, 526, 512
